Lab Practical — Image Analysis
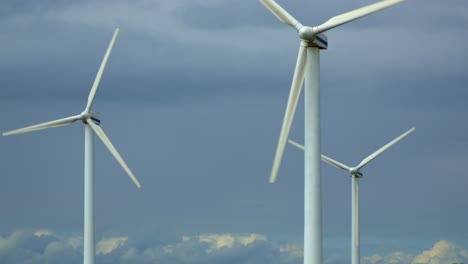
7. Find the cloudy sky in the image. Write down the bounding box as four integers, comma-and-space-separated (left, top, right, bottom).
0, 0, 467, 263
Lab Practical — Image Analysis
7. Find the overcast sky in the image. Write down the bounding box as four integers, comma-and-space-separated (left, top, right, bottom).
0, 0, 467, 263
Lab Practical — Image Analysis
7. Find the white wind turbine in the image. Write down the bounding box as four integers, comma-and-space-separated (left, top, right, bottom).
288, 127, 415, 264
259, 0, 406, 263
3, 28, 141, 264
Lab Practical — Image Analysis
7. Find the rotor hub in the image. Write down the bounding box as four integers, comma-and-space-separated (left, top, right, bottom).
350, 168, 363, 178
298, 27, 328, 49
80, 111, 101, 125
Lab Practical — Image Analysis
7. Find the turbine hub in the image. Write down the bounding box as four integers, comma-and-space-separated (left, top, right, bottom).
349, 168, 363, 178
79, 111, 101, 125
298, 26, 315, 41
299, 27, 328, 49
79, 111, 90, 120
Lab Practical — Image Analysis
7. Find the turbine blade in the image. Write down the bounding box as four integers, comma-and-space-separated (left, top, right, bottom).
314, 0, 405, 34
355, 127, 415, 171
288, 139, 305, 150
259, 0, 301, 29
321, 155, 351, 171
87, 120, 142, 188
85, 28, 119, 112
3, 115, 81, 136
270, 45, 307, 183
288, 140, 351, 171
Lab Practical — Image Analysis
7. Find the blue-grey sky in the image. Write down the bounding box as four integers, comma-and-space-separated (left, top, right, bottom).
0, 0, 467, 263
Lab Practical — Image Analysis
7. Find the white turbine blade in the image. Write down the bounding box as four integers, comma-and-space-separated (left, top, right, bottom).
288, 140, 350, 171
355, 127, 415, 171
87, 120, 142, 188
3, 115, 81, 136
85, 28, 119, 112
288, 139, 305, 150
321, 155, 351, 171
270, 45, 307, 183
314, 0, 405, 34
259, 0, 301, 29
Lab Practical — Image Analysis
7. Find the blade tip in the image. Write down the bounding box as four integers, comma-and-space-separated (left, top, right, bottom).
405, 127, 416, 136
3, 131, 16, 136
132, 177, 141, 189
269, 174, 277, 184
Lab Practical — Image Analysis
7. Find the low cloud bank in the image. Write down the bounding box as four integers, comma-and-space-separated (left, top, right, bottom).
0, 230, 466, 264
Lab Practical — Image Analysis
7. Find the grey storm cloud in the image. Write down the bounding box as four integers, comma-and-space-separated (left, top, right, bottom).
0, 0, 467, 262
171, 1, 272, 29
4, 0, 464, 104
0, 0, 78, 19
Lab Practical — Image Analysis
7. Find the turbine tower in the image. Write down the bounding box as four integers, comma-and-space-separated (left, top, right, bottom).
259, 0, 406, 263
289, 127, 415, 264
3, 28, 141, 264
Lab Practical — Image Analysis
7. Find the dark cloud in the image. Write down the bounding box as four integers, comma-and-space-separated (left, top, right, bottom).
0, 0, 72, 19
0, 0, 467, 261
172, 1, 271, 29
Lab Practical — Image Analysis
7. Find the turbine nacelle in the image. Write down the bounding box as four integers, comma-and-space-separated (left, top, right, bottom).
298, 27, 328, 49
349, 168, 364, 178
80, 111, 101, 125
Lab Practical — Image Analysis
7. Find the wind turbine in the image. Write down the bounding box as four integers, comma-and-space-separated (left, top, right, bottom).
3, 28, 141, 264
259, 0, 406, 263
288, 127, 415, 264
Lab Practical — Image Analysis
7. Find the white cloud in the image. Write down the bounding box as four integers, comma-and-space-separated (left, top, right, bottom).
237, 233, 268, 246
0, 230, 127, 263
120, 247, 139, 261
199, 234, 235, 250
412, 240, 466, 264
33, 230, 54, 237
0, 230, 25, 256
118, 232, 301, 264
96, 236, 128, 255
197, 233, 267, 253
362, 240, 468, 264
1, 229, 467, 264
279, 244, 303, 258
362, 251, 413, 264
67, 236, 82, 250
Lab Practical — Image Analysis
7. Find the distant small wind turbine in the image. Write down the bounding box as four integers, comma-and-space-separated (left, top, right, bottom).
288, 127, 415, 264
3, 28, 140, 264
